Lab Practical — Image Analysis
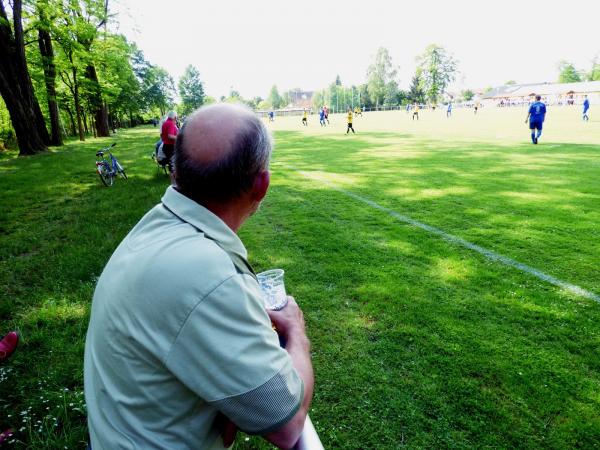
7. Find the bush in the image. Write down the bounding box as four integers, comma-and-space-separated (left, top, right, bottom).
0, 128, 17, 151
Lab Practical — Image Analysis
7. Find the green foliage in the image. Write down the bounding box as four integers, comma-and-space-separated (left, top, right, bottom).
408, 70, 425, 103
257, 99, 272, 110
588, 57, 600, 81
505, 80, 517, 85
268, 85, 283, 109
557, 61, 582, 83
366, 47, 398, 107
178, 65, 205, 116
416, 44, 458, 103
462, 89, 475, 101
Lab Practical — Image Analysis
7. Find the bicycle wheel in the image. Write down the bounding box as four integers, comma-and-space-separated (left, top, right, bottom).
115, 160, 128, 180
98, 164, 114, 187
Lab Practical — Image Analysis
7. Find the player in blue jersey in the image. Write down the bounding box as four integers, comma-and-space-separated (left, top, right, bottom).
319, 107, 326, 126
525, 95, 546, 144
582, 95, 590, 122
446, 102, 452, 118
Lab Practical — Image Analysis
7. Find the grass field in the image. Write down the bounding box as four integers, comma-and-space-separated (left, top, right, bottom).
1, 106, 599, 448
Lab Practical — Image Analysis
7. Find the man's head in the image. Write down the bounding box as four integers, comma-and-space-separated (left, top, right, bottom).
168, 111, 177, 120
535, 95, 541, 101
173, 103, 272, 216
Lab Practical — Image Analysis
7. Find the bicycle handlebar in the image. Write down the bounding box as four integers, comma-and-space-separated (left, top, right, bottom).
98, 143, 117, 153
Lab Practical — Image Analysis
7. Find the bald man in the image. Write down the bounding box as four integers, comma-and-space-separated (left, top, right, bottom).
84, 104, 314, 450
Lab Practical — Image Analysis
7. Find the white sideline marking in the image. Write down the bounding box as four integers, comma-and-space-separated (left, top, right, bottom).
291, 168, 600, 303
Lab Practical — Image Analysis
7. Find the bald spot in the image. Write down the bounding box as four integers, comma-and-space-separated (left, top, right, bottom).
182, 104, 255, 165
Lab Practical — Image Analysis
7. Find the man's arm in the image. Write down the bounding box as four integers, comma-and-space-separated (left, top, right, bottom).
264, 296, 314, 449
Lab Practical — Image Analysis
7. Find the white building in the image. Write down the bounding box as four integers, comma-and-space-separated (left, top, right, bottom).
481, 81, 600, 106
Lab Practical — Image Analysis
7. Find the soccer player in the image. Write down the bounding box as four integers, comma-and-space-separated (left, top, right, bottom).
583, 95, 590, 121
268, 111, 274, 122
525, 95, 546, 144
446, 102, 452, 118
412, 103, 419, 120
474, 101, 480, 114
323, 106, 330, 124
302, 109, 308, 126
346, 108, 355, 134
319, 108, 326, 126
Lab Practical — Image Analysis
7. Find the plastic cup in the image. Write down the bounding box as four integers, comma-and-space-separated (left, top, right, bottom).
257, 269, 288, 311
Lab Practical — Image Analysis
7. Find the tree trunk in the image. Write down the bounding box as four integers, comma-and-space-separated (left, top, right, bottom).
85, 64, 109, 136
82, 109, 88, 134
72, 66, 85, 141
37, 27, 62, 146
0, 0, 50, 155
64, 104, 76, 136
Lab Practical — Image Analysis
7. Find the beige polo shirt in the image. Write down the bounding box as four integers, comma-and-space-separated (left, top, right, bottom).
84, 186, 303, 449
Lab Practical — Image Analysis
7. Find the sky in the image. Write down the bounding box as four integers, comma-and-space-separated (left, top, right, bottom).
110, 0, 600, 99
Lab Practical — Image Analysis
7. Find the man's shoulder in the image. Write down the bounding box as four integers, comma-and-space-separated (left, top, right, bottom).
125, 206, 240, 284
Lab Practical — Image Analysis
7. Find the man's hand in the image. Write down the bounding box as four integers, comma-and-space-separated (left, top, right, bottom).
263, 296, 314, 449
267, 296, 306, 340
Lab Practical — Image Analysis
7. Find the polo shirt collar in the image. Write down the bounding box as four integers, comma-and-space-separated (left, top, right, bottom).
161, 186, 248, 260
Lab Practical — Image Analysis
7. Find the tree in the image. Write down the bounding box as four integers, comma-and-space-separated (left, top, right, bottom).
416, 44, 458, 103
588, 56, 600, 81
366, 47, 398, 107
178, 65, 204, 115
461, 89, 475, 101
408, 70, 425, 103
505, 80, 517, 85
557, 61, 582, 83
0, 0, 50, 155
268, 85, 282, 109
335, 74, 341, 86
35, 0, 62, 145
384, 80, 399, 106
65, 0, 111, 137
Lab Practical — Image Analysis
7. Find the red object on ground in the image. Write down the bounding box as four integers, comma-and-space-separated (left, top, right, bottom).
0, 331, 18, 362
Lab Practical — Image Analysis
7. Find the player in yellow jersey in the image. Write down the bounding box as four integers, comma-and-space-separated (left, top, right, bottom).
412, 103, 420, 120
346, 108, 355, 134
302, 109, 308, 126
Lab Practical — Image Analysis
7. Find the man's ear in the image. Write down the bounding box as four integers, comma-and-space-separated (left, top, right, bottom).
252, 170, 270, 202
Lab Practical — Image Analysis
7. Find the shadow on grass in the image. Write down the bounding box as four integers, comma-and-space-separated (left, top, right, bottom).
272, 131, 600, 294
240, 179, 600, 449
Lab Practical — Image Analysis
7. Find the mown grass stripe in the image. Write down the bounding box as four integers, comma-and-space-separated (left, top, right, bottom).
291, 167, 600, 304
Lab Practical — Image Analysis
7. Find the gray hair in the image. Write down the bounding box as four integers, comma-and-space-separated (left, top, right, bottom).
173, 110, 272, 204
167, 111, 177, 119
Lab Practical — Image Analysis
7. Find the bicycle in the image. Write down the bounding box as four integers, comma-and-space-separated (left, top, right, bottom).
95, 143, 127, 186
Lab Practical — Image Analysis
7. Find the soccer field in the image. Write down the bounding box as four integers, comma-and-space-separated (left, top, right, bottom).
239, 107, 600, 448
1, 107, 599, 448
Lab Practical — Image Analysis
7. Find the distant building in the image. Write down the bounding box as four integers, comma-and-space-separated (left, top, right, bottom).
285, 90, 314, 109
256, 90, 314, 118
481, 81, 600, 106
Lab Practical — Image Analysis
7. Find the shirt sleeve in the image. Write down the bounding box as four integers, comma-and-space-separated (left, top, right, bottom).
164, 273, 303, 434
